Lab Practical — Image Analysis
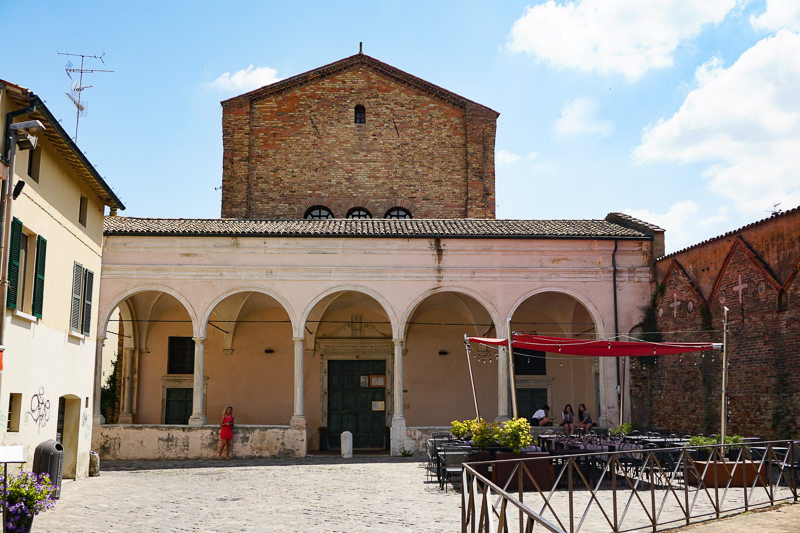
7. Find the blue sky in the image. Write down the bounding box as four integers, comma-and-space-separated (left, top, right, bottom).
4, 1, 799, 254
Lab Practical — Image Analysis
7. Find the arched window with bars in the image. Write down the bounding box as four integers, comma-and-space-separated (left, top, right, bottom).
354, 105, 366, 124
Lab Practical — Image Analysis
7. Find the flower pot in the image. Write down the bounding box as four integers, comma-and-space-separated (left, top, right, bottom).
492, 452, 554, 491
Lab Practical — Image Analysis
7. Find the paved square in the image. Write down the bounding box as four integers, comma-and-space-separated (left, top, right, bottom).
33, 456, 461, 532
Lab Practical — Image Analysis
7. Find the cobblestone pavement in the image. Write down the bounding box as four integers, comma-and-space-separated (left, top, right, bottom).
34, 456, 461, 532
31, 455, 800, 532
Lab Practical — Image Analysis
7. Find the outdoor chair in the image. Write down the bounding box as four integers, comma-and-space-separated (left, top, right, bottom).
439, 447, 471, 492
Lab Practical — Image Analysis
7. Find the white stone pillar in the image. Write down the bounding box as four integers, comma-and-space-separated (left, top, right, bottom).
92, 336, 106, 426
188, 337, 206, 426
496, 345, 510, 422
290, 337, 305, 427
390, 338, 407, 456
118, 348, 136, 424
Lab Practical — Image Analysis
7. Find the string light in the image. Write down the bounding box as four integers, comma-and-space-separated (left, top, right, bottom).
560, 358, 563, 367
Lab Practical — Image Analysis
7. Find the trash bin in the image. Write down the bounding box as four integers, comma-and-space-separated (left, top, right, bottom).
32, 440, 64, 499
89, 451, 100, 477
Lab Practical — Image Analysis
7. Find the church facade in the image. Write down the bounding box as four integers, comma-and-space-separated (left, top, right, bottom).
94, 54, 661, 458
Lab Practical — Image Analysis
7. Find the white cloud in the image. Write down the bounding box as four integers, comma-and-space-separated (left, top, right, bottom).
208, 65, 282, 92
751, 0, 800, 32
496, 150, 538, 164
506, 0, 736, 80
497, 150, 521, 164
553, 96, 612, 138
625, 201, 699, 251
634, 30, 800, 216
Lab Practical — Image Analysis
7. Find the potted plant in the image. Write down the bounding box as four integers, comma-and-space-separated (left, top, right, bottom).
450, 420, 471, 440
0, 470, 57, 532
495, 418, 554, 490
470, 419, 500, 451
498, 418, 533, 453
318, 426, 329, 451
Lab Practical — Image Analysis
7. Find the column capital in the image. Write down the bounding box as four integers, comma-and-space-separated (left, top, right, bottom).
124, 347, 136, 356
96, 336, 106, 344
192, 337, 206, 344
392, 338, 404, 346
292, 337, 305, 343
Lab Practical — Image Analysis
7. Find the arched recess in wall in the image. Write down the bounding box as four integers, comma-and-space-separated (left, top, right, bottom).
401, 287, 501, 426
301, 285, 398, 451
197, 287, 298, 426
508, 288, 604, 425
97, 285, 198, 425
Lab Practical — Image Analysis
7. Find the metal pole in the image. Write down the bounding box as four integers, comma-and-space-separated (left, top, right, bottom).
506, 318, 518, 420
720, 307, 729, 447
464, 336, 481, 420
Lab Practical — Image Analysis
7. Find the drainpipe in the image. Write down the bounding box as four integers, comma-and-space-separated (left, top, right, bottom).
0, 96, 39, 359
612, 239, 621, 425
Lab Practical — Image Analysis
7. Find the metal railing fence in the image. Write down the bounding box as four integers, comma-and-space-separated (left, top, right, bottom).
461, 440, 798, 533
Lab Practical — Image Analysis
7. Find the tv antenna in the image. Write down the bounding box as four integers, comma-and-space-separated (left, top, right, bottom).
767, 203, 782, 215
58, 52, 113, 143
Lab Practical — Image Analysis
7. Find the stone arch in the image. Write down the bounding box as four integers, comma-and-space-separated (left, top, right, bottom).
300, 285, 399, 339
400, 285, 503, 340
198, 286, 298, 340
507, 286, 605, 338
98, 284, 198, 339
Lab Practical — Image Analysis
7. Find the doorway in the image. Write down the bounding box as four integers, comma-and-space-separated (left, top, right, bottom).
327, 360, 386, 449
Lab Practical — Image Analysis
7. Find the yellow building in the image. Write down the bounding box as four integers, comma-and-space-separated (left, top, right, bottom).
0, 79, 124, 478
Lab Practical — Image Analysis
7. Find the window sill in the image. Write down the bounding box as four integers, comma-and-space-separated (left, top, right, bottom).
68, 331, 86, 340
12, 310, 39, 323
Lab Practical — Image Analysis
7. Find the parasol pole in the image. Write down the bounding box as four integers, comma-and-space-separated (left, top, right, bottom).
720, 306, 730, 450
507, 318, 518, 420
464, 335, 481, 420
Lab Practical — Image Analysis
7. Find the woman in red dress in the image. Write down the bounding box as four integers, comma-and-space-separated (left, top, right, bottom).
218, 406, 234, 460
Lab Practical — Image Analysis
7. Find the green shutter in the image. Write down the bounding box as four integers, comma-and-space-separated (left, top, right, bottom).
7, 218, 23, 310
32, 236, 46, 319
81, 269, 94, 336
70, 262, 83, 332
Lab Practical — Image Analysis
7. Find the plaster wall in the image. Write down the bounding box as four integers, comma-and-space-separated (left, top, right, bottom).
1, 94, 106, 479
95, 424, 306, 460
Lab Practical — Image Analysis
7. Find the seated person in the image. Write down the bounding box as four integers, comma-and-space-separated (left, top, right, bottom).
576, 403, 593, 433
531, 404, 555, 426
560, 404, 575, 436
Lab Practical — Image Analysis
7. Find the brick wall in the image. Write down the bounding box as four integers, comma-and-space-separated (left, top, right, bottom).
630, 211, 800, 439
220, 58, 497, 220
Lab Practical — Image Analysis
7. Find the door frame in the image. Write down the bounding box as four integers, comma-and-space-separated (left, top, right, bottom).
317, 339, 394, 431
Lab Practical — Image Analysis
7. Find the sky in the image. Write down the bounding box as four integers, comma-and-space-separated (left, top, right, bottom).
3, 0, 799, 254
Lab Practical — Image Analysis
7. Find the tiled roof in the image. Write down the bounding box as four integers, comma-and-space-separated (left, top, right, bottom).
1, 79, 125, 210
104, 217, 651, 239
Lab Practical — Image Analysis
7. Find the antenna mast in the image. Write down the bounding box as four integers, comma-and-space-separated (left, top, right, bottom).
58, 52, 113, 143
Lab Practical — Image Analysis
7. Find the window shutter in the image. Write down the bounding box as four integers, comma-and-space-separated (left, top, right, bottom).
7, 218, 23, 310
81, 269, 94, 336
32, 236, 47, 319
70, 263, 83, 332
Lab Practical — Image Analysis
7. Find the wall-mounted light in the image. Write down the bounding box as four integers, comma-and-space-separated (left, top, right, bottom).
11, 181, 25, 200
438, 350, 448, 356
264, 348, 274, 354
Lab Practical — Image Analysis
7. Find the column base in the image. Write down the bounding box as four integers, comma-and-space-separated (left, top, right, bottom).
188, 414, 207, 426
93, 414, 106, 426
290, 415, 307, 429
390, 417, 409, 456
494, 415, 512, 423
118, 412, 135, 424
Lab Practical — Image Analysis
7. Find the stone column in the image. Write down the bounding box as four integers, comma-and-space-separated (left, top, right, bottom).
390, 338, 407, 456
117, 348, 137, 424
496, 345, 510, 421
290, 337, 306, 427
92, 336, 106, 426
188, 337, 206, 426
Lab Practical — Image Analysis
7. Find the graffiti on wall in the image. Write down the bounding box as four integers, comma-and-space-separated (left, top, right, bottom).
82, 410, 91, 440
26, 387, 50, 432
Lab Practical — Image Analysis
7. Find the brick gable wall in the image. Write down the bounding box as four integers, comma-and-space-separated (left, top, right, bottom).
630, 222, 800, 439
220, 65, 496, 220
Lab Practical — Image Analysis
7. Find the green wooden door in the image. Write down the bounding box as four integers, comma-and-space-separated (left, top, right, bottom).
165, 388, 193, 425
328, 360, 386, 449
516, 388, 548, 421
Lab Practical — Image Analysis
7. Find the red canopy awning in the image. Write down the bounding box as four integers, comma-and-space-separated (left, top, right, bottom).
467, 334, 720, 357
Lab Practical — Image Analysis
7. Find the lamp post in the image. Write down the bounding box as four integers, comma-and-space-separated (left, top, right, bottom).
0, 120, 45, 350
